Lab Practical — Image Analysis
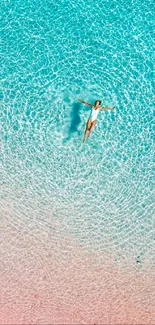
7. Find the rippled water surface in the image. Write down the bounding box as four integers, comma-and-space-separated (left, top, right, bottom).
1, 0, 155, 323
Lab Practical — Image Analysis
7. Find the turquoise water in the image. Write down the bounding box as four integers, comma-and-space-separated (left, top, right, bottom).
1, 0, 155, 265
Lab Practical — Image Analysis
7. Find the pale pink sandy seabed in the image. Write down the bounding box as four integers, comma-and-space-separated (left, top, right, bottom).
0, 204, 155, 324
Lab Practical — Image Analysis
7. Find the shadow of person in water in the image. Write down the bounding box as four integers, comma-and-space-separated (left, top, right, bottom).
69, 102, 81, 135
63, 102, 82, 143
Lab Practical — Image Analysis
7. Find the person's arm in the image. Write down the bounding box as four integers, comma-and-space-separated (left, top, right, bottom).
100, 106, 115, 110
78, 98, 93, 107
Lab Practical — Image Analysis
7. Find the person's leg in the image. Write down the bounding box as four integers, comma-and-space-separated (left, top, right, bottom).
83, 119, 91, 142
88, 120, 97, 137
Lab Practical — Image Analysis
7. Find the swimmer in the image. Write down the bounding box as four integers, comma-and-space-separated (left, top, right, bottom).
78, 99, 115, 142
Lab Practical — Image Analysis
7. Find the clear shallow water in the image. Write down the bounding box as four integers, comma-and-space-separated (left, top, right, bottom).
0, 0, 155, 323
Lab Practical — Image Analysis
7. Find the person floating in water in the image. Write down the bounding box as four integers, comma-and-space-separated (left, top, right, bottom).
78, 99, 115, 142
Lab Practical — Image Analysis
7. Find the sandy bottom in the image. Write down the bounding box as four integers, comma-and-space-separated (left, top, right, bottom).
0, 206, 155, 325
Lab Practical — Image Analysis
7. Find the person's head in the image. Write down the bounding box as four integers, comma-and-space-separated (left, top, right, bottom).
94, 100, 101, 107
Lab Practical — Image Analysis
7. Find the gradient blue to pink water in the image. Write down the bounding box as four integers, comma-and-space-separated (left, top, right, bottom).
1, 0, 155, 266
